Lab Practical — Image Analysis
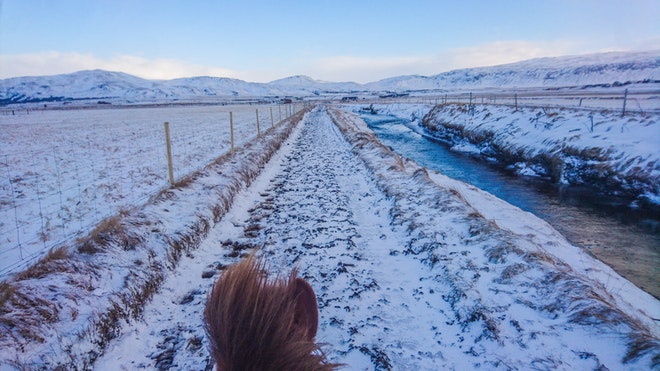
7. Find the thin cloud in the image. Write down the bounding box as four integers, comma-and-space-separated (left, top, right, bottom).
292, 40, 581, 83
445, 40, 580, 69
0, 52, 237, 79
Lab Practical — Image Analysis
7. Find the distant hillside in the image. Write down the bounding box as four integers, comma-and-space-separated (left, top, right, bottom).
1, 50, 658, 105
0, 71, 364, 105
366, 50, 660, 91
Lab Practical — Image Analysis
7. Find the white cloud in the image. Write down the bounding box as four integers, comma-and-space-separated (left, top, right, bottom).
0, 52, 237, 79
445, 40, 578, 69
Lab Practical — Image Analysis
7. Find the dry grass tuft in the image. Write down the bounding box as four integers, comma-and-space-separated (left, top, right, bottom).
173, 174, 195, 189
624, 332, 660, 365
0, 281, 15, 310
495, 263, 528, 283
78, 215, 122, 253
14, 247, 71, 281
77, 209, 143, 253
0, 287, 60, 343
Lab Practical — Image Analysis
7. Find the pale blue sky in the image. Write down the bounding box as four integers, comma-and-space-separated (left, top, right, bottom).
1, 0, 658, 82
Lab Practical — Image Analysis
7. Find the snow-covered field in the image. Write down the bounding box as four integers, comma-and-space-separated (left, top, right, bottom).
0, 105, 657, 370
0, 104, 294, 276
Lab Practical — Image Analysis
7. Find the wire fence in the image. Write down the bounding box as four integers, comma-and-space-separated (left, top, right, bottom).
0, 102, 302, 277
368, 88, 660, 115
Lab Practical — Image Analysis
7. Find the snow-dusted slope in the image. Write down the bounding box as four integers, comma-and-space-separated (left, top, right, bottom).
0, 70, 276, 104
0, 72, 365, 104
161, 76, 277, 97
366, 50, 660, 90
1, 50, 659, 104
268, 75, 365, 95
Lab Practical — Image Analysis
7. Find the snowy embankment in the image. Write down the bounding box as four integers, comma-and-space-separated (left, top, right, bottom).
1, 105, 658, 370
0, 109, 307, 369
421, 104, 659, 207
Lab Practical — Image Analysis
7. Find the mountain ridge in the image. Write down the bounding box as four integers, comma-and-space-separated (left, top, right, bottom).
1, 50, 658, 105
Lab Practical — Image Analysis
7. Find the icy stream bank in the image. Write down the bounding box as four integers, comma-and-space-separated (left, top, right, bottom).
421, 104, 659, 210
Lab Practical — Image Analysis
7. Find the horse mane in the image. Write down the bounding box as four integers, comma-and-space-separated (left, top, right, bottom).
204, 254, 337, 370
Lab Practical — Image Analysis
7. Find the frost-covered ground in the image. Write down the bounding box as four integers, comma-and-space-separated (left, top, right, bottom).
0, 104, 290, 276
1, 105, 658, 370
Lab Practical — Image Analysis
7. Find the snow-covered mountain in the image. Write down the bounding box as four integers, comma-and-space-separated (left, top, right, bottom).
0, 70, 367, 104
268, 75, 364, 94
1, 50, 658, 105
367, 50, 660, 91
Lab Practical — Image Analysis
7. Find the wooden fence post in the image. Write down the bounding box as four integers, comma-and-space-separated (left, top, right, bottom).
514, 93, 518, 111
230, 112, 235, 154
270, 107, 274, 127
621, 88, 628, 117
164, 122, 175, 186
469, 92, 474, 115
256, 108, 261, 137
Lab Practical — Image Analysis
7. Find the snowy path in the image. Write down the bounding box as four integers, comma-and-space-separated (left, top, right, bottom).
94, 107, 658, 370
95, 107, 448, 369
215, 108, 455, 369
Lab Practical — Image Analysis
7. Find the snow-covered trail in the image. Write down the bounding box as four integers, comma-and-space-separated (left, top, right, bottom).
216, 107, 459, 369
95, 106, 449, 369
94, 106, 658, 370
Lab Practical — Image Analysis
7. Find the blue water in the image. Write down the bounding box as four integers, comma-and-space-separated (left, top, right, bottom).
362, 114, 659, 298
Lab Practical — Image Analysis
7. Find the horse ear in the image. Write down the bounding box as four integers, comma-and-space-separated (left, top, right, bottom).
293, 278, 318, 340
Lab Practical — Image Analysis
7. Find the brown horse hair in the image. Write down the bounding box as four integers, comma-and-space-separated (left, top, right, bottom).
204, 253, 338, 370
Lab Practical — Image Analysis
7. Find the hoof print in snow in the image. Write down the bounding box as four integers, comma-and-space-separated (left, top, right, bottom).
222, 240, 257, 257
153, 349, 176, 370
358, 345, 392, 370
179, 289, 202, 304
186, 336, 203, 352
243, 224, 262, 238
336, 261, 354, 274
201, 270, 216, 279
152, 336, 181, 370
329, 317, 344, 327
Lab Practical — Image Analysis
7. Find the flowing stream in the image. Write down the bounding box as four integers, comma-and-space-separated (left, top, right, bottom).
361, 114, 659, 299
